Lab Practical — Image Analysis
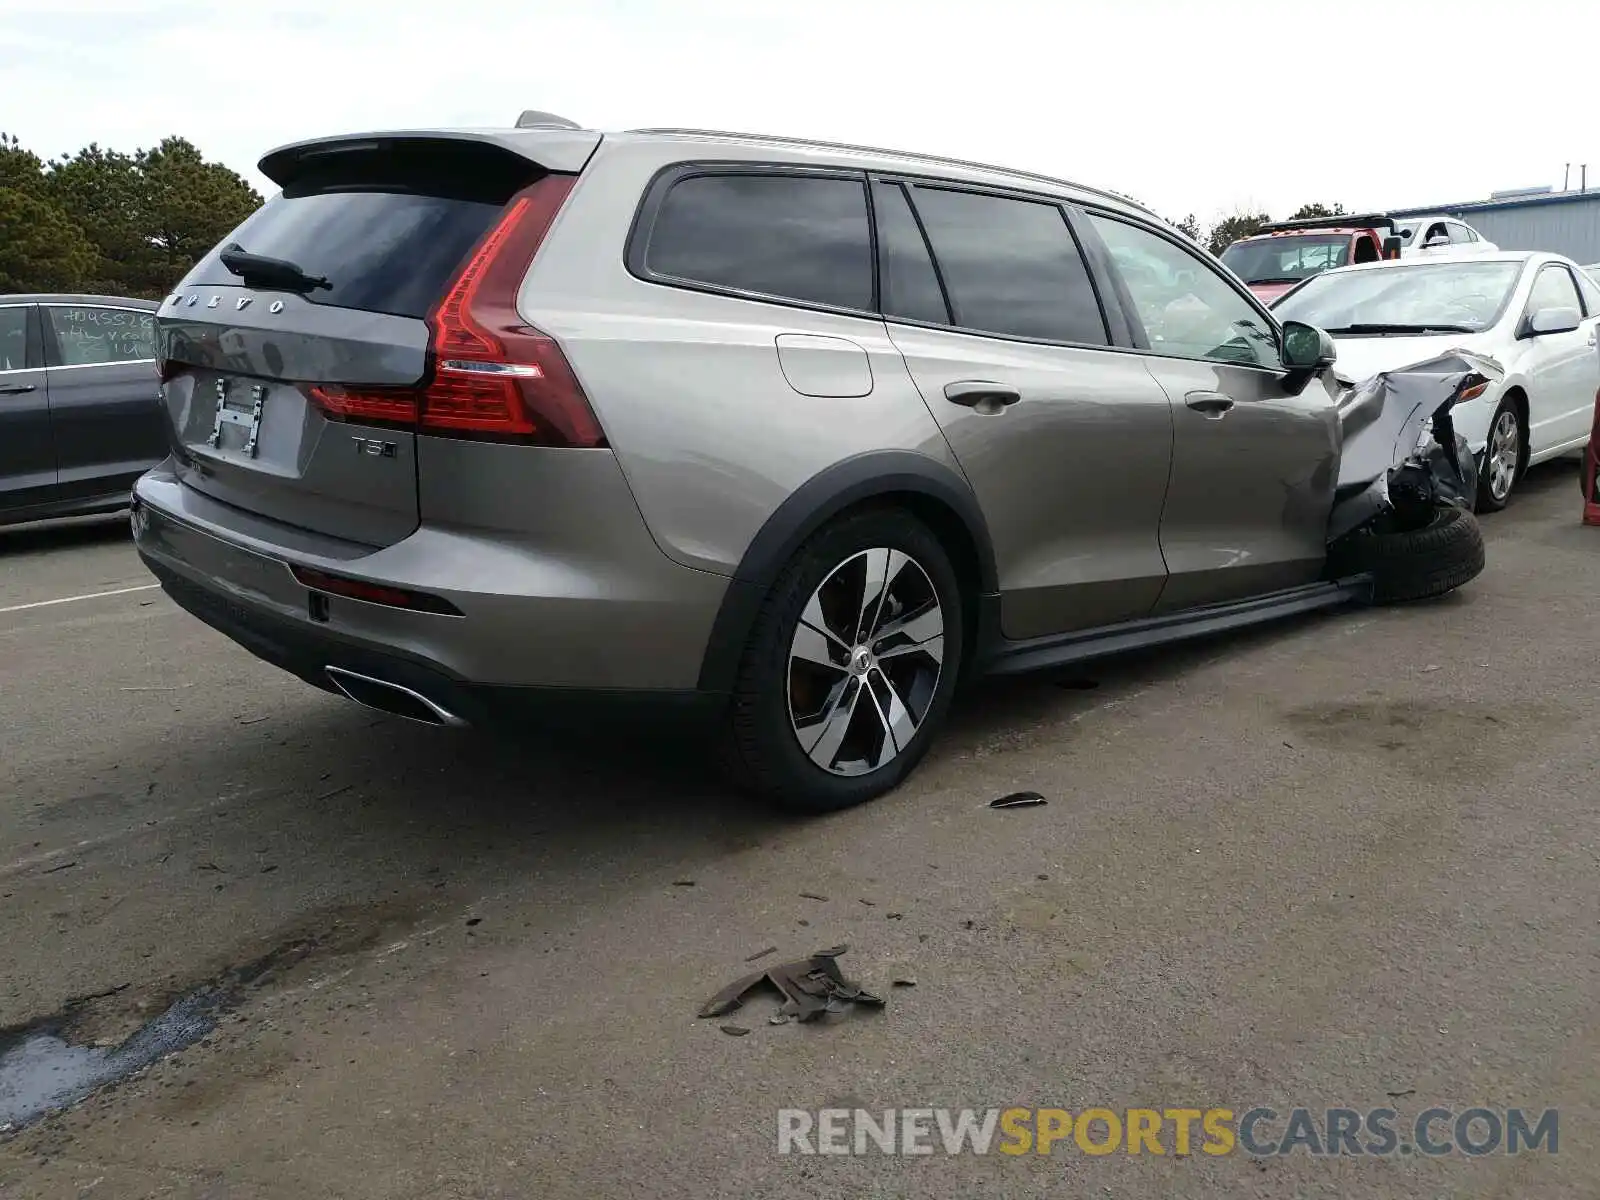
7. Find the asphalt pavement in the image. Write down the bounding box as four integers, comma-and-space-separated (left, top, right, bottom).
1, 464, 1597, 1199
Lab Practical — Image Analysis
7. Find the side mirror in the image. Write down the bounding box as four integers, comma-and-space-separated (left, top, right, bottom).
1282, 320, 1336, 370
1522, 306, 1582, 338
1280, 320, 1336, 396
1381, 235, 1403, 259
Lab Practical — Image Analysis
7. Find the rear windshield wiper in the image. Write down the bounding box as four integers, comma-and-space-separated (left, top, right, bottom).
218, 243, 331, 293
1249, 277, 1304, 285
1321, 322, 1477, 335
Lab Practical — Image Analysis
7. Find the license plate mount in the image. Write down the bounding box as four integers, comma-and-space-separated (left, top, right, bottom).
207, 378, 266, 458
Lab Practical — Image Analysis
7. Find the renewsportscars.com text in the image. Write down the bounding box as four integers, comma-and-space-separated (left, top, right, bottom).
777, 1106, 1559, 1157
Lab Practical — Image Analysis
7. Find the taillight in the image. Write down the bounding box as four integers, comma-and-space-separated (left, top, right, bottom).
306, 384, 418, 428
304, 173, 606, 447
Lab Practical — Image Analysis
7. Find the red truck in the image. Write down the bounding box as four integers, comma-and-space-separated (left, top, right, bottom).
1219, 213, 1404, 304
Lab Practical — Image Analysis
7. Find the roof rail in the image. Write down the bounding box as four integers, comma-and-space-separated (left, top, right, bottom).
1257, 212, 1396, 235
625, 127, 1157, 217
516, 110, 582, 130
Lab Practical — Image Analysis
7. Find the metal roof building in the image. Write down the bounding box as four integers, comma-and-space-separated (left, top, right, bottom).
1388, 187, 1600, 264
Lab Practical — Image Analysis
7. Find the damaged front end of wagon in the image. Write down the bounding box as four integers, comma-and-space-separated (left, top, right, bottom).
1323, 351, 1497, 600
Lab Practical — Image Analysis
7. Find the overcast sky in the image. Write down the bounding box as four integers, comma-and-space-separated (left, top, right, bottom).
2, 0, 1594, 226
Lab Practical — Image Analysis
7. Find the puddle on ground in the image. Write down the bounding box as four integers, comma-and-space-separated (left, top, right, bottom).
0, 988, 220, 1132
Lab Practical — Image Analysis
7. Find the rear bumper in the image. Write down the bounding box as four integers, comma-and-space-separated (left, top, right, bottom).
131, 460, 733, 726
141, 556, 720, 733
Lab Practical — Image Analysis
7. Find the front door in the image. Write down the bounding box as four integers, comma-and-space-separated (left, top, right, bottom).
873, 179, 1174, 640
1518, 263, 1598, 452
0, 303, 58, 517
1081, 212, 1342, 612
41, 302, 164, 504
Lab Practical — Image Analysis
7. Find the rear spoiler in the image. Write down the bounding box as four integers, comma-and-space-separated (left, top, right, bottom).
259, 128, 601, 188
1257, 212, 1398, 235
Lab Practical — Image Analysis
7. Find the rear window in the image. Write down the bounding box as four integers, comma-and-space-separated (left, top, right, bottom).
184, 191, 505, 319
641, 173, 873, 311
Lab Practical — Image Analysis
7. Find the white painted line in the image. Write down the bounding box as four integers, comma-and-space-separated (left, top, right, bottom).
0, 583, 159, 615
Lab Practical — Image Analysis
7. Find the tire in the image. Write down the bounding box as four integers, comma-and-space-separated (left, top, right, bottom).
722, 508, 965, 813
1476, 397, 1523, 512
1326, 504, 1485, 604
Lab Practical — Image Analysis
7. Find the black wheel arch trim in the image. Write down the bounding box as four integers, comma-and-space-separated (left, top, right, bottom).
695, 450, 998, 694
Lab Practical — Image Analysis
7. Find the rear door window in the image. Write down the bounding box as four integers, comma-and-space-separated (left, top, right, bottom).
45, 306, 155, 366
871, 181, 950, 325
642, 172, 873, 311
183, 191, 506, 319
905, 185, 1107, 344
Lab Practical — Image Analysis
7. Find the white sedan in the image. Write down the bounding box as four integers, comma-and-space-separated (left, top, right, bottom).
1273, 251, 1600, 509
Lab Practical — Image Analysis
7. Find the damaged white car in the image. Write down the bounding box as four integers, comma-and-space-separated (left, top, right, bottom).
1274, 251, 1600, 510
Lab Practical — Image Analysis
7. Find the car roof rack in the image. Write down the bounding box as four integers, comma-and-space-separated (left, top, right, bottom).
515, 110, 583, 130
625, 127, 1157, 217
1256, 212, 1397, 235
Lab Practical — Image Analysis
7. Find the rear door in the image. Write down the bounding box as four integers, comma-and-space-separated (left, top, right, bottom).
1080, 211, 1340, 611
0, 303, 56, 515
878, 178, 1174, 639
156, 136, 589, 549
41, 302, 163, 504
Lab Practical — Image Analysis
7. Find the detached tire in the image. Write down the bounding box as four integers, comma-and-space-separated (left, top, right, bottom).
1327, 504, 1485, 603
722, 509, 964, 813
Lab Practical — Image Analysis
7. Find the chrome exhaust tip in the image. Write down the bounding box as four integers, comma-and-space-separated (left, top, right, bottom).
324, 666, 467, 728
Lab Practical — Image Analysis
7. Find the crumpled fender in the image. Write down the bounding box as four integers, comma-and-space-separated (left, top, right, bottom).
1327, 350, 1504, 543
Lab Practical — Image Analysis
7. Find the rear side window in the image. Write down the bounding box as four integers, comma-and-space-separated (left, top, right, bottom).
872, 182, 949, 325
183, 191, 505, 319
642, 173, 873, 311
46, 306, 154, 366
906, 186, 1107, 344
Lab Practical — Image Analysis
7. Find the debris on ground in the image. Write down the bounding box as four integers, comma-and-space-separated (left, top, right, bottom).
720, 1024, 750, 1037
744, 946, 777, 962
989, 792, 1047, 810
798, 892, 828, 902
891, 978, 916, 988
698, 945, 884, 1024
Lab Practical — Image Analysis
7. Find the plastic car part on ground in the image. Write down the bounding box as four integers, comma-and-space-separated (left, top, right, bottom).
1327, 350, 1503, 543
698, 945, 885, 1024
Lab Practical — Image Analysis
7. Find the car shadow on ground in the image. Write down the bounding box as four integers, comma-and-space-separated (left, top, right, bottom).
0, 512, 130, 556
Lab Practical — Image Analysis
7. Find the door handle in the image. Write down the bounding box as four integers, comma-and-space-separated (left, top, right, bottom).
1185, 390, 1234, 418
944, 380, 1021, 409
0, 383, 36, 395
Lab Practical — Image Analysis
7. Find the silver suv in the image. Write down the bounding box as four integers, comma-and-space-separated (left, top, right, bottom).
132, 116, 1432, 810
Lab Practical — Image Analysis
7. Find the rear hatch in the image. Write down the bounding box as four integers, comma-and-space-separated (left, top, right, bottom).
157, 130, 599, 547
